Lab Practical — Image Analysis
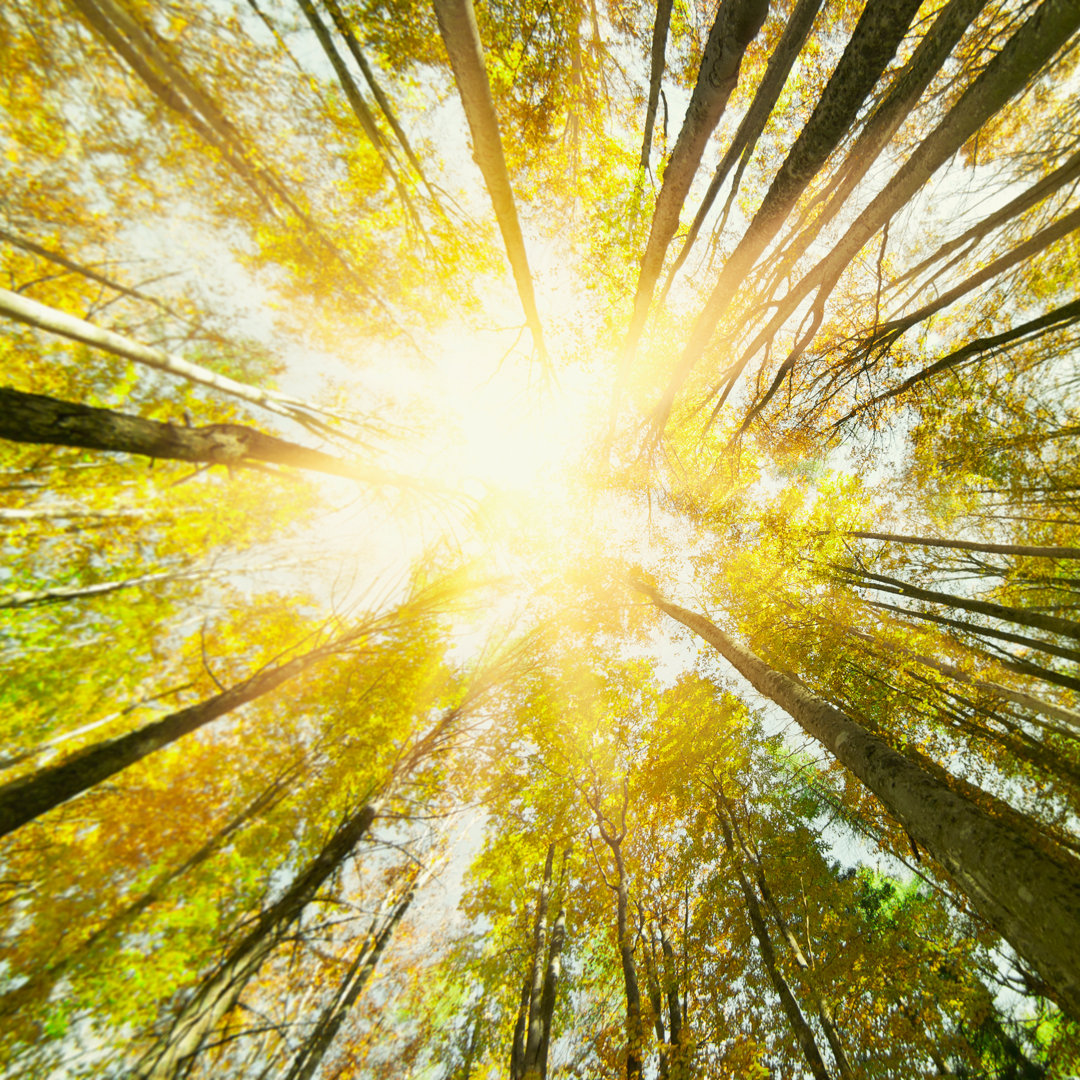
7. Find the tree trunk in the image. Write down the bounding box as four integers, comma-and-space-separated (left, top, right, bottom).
843, 563, 1080, 644
0, 288, 331, 425
522, 844, 556, 1077
0, 564, 213, 611
134, 799, 380, 1079
431, 0, 547, 359
319, 0, 436, 196
626, 0, 769, 356
658, 0, 825, 305
0, 633, 345, 838
0, 386, 425, 489
734, 0, 1080, 422
639, 0, 674, 170
0, 767, 293, 1021
835, 296, 1080, 424
653, 0, 924, 427
714, 803, 833, 1080
766, 0, 989, 295
845, 528, 1080, 561
283, 883, 415, 1080
537, 907, 566, 1080
642, 584, 1080, 1018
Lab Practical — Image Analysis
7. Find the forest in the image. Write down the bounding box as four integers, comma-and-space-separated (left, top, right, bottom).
1, 0, 1079, 1076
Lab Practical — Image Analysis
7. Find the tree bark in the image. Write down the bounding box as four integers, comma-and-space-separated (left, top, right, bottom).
320, 0, 436, 196
283, 882, 415, 1080
0, 565, 213, 611
730, 0, 1080, 424
522, 844, 556, 1077
653, 0, 924, 428
0, 633, 346, 838
431, 0, 547, 359
714, 803, 833, 1080
766, 0, 989, 295
658, 0, 825, 305
845, 528, 1080, 561
537, 907, 566, 1080
835, 296, 1080, 425
625, 0, 769, 357
0, 386, 426, 489
843, 563, 1080, 644
135, 799, 381, 1080
0, 767, 293, 1021
641, 583, 1080, 1019
0, 288, 333, 426
639, 0, 674, 170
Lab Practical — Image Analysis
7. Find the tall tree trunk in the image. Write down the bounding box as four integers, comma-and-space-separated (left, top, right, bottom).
0, 631, 349, 838
431, 0, 547, 359
282, 881, 415, 1080
0, 767, 294, 1021
653, 0, 924, 428
522, 844, 556, 1077
658, 0, 825, 305
0, 564, 216, 611
0, 386, 425, 490
730, 0, 1080, 425
134, 799, 381, 1079
639, 0, 674, 170
714, 802, 833, 1080
0, 288, 333, 426
319, 0, 437, 197
842, 563, 1080, 644
537, 907, 566, 1080
845, 528, 1080, 561
765, 0, 989, 295
588, 781, 644, 1079
834, 296, 1080, 425
625, 0, 769, 358
641, 583, 1080, 1018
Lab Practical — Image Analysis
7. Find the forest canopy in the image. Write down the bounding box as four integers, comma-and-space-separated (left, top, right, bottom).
2, 0, 1080, 1077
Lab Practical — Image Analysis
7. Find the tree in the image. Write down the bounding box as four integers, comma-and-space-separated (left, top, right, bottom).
3, 0, 1080, 1075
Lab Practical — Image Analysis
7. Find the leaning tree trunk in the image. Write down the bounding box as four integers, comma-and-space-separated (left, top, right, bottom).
652, 0, 924, 426
844, 528, 1080, 561
638, 583, 1080, 1018
282, 880, 416, 1080
536, 906, 566, 1080
0, 632, 351, 839
714, 802, 833, 1080
658, 0, 825, 305
431, 0, 547, 359
639, 0, 674, 170
135, 799, 381, 1080
0, 288, 333, 426
729, 0, 1080, 423
624, 0, 768, 358
0, 386, 425, 490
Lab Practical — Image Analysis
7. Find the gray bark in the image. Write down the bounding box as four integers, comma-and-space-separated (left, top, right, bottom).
767, 0, 989, 294
283, 883, 415, 1080
0, 635, 345, 838
522, 844, 556, 1076
641, 583, 1080, 1018
731, 0, 1080, 425
135, 799, 381, 1080
0, 288, 335, 426
845, 527, 1080, 561
835, 296, 1080, 425
431, 0, 547, 358
0, 386, 424, 489
714, 802, 833, 1080
625, 0, 769, 357
640, 0, 674, 170
653, 0, 925, 428
658, 0, 825, 305
537, 907, 566, 1080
